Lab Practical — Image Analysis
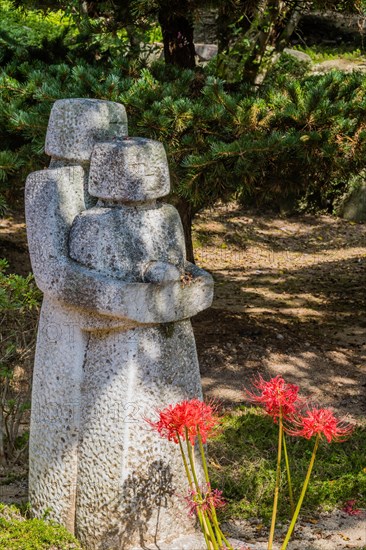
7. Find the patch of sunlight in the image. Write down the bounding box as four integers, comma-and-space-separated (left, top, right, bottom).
277, 307, 323, 316
245, 246, 366, 270
332, 375, 358, 386
245, 286, 325, 306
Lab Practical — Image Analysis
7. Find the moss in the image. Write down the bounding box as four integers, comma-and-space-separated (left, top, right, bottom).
159, 322, 175, 338
0, 504, 82, 550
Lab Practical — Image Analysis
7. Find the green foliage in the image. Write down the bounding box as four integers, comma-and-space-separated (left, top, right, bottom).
265, 52, 312, 83
293, 45, 366, 63
1, 54, 366, 216
0, 504, 81, 549
0, 260, 41, 465
0, 259, 41, 309
0, 0, 74, 65
1, 2, 366, 219
0, 0, 71, 42
209, 407, 366, 522
0, 194, 6, 216
215, 0, 366, 84
0, 151, 24, 186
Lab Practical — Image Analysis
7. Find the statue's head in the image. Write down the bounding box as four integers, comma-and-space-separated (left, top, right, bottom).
88, 137, 170, 203
45, 98, 128, 162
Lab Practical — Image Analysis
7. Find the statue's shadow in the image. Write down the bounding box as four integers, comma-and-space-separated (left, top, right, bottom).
99, 459, 175, 550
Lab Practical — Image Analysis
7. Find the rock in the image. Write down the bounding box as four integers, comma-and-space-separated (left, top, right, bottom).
299, 11, 366, 45
312, 58, 366, 74
195, 43, 218, 61
88, 137, 170, 201
131, 533, 206, 549
193, 8, 218, 43
283, 48, 312, 64
337, 180, 366, 222
142, 261, 181, 283
140, 42, 163, 64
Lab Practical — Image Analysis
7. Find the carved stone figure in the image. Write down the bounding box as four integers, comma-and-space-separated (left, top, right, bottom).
25, 99, 213, 549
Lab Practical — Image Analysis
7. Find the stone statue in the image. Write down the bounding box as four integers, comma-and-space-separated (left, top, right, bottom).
25, 99, 213, 549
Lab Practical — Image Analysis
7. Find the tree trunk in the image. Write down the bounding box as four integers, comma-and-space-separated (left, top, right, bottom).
158, 5, 196, 68
158, 5, 196, 262
275, 5, 303, 53
126, 24, 141, 59
175, 196, 196, 263
243, 0, 284, 84
243, 0, 304, 85
217, 3, 252, 53
0, 406, 6, 467
217, 4, 232, 53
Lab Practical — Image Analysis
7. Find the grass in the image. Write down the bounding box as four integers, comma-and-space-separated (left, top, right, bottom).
293, 45, 366, 63
208, 406, 366, 523
0, 504, 81, 549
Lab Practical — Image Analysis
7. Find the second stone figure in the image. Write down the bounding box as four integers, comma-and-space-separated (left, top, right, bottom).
68, 137, 204, 549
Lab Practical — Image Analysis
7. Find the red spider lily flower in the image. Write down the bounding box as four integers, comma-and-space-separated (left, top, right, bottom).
185, 485, 226, 518
286, 407, 354, 443
146, 399, 219, 445
244, 375, 300, 421
342, 500, 363, 516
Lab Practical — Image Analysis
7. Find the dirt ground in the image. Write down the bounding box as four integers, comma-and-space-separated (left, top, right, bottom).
0, 206, 365, 548
191, 205, 366, 425
191, 204, 366, 549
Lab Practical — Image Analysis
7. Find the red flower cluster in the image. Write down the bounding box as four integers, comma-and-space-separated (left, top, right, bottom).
342, 500, 363, 516
287, 407, 354, 443
185, 485, 226, 518
244, 375, 299, 420
147, 399, 219, 445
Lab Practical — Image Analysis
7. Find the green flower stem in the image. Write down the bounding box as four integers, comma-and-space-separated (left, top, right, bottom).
282, 432, 295, 515
178, 435, 213, 549
179, 434, 212, 550
178, 434, 194, 489
197, 431, 228, 549
197, 431, 211, 485
268, 412, 283, 550
185, 429, 201, 495
198, 509, 213, 550
219, 530, 234, 550
185, 430, 218, 550
194, 501, 211, 550
201, 510, 218, 550
281, 434, 320, 550
211, 515, 222, 546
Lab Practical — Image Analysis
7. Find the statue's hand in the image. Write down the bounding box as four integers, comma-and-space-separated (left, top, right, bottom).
142, 261, 181, 284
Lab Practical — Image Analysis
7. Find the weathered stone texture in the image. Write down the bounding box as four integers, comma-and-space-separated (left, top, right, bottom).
75, 322, 202, 549
26, 98, 214, 549
89, 138, 170, 201
45, 98, 128, 161
69, 203, 185, 282
25, 167, 212, 324
29, 300, 86, 530
338, 181, 366, 222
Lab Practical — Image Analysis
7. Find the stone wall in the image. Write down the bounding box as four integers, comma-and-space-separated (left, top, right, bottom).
193, 8, 366, 46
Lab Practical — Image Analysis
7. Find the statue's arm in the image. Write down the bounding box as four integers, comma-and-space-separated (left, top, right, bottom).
25, 166, 132, 318
25, 168, 214, 323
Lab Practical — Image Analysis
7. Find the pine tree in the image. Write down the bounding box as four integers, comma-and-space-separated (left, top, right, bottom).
2, 50, 366, 255
2, 1, 366, 261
